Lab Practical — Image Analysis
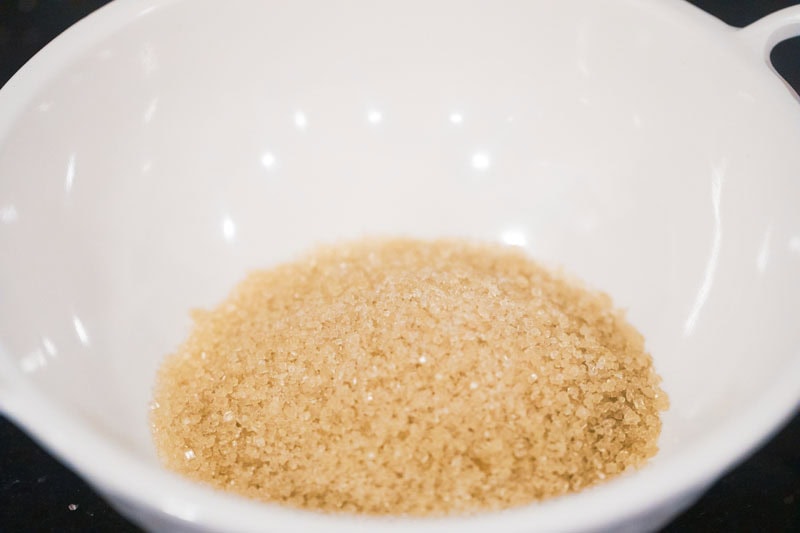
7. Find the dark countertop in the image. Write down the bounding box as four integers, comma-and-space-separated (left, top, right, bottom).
1, 1, 799, 531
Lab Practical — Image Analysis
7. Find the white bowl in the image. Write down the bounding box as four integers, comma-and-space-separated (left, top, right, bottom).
1, 1, 800, 532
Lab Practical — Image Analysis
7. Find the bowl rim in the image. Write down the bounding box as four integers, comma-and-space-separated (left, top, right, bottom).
1, 0, 800, 531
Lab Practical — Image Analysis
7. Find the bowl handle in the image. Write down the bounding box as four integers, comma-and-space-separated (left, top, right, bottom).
738, 5, 800, 60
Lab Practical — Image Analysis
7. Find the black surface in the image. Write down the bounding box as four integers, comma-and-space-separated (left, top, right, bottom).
1, 1, 799, 531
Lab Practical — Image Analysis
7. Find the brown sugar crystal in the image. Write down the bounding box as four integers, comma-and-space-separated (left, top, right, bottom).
151, 238, 668, 516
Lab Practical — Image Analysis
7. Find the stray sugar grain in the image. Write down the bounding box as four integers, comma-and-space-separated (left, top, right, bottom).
151, 238, 668, 516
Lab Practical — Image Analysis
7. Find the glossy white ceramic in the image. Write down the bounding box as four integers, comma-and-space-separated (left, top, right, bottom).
1, 1, 799, 532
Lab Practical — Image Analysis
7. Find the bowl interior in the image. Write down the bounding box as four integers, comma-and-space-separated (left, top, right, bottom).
1, 0, 800, 512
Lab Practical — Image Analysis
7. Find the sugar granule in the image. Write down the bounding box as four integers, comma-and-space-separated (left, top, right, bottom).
151, 238, 668, 516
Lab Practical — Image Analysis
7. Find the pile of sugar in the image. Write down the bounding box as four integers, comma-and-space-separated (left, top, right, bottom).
151, 238, 667, 516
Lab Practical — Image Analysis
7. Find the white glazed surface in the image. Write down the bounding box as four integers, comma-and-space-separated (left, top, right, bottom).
1, 1, 800, 532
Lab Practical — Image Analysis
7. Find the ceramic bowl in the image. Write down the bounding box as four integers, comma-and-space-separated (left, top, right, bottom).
1, 1, 800, 532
